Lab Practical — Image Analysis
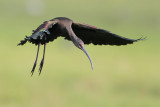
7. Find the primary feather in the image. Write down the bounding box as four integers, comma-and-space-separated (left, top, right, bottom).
70, 22, 142, 45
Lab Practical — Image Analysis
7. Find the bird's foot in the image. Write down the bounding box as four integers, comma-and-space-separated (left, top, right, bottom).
39, 58, 44, 75
31, 62, 37, 76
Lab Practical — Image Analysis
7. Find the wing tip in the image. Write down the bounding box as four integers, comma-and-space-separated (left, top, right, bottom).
112, 36, 146, 46
134, 36, 147, 42
17, 36, 29, 46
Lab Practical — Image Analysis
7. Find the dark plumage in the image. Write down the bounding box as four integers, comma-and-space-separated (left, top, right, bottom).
18, 17, 144, 75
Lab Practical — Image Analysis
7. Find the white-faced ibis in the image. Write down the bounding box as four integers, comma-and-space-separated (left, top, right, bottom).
18, 17, 144, 75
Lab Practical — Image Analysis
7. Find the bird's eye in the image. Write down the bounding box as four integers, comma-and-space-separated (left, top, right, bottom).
79, 43, 83, 48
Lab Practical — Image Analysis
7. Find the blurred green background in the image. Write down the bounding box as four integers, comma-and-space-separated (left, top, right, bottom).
0, 0, 160, 107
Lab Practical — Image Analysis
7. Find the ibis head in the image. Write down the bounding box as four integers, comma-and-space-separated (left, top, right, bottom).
73, 38, 93, 70
18, 17, 144, 75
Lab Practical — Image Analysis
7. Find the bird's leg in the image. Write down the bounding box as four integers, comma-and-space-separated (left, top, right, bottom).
39, 43, 46, 75
31, 44, 40, 76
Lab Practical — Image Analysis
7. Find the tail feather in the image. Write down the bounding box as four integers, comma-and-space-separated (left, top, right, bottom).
17, 36, 29, 46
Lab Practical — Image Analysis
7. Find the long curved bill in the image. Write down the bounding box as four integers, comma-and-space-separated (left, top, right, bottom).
81, 47, 93, 70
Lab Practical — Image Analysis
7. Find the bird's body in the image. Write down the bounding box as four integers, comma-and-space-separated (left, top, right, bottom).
18, 17, 143, 75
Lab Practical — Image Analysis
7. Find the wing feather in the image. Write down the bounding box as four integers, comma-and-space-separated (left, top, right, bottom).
18, 20, 59, 45
69, 22, 143, 46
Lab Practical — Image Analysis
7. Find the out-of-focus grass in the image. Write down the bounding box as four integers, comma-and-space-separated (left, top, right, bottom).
0, 0, 160, 107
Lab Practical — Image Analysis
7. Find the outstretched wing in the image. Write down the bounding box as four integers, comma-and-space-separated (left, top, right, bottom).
69, 22, 143, 46
31, 20, 58, 40
18, 20, 59, 45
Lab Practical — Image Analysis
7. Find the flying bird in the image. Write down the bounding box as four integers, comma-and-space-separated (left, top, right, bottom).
18, 17, 144, 75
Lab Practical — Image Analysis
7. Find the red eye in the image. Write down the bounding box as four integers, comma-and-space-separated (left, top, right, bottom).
79, 43, 82, 48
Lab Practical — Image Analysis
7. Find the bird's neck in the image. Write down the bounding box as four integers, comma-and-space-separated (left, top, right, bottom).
66, 25, 79, 46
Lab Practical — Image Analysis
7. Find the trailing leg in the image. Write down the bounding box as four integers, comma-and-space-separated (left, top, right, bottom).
39, 44, 46, 75
31, 44, 40, 76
